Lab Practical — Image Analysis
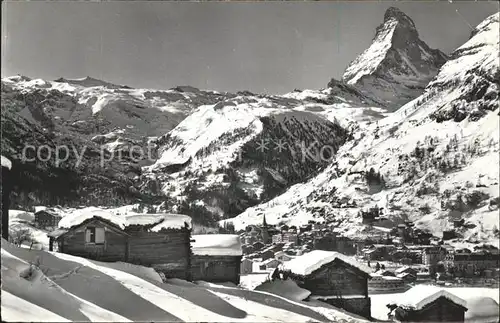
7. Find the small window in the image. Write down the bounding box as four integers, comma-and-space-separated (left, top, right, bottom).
86, 227, 105, 244
86, 227, 96, 243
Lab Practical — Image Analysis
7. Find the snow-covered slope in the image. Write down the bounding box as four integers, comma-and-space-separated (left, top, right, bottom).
226, 12, 499, 247
140, 95, 349, 224
284, 81, 390, 129
2, 73, 386, 223
1, 155, 12, 169
342, 7, 448, 110
0, 76, 239, 209
1, 76, 233, 155
1, 240, 368, 322
1, 83, 153, 208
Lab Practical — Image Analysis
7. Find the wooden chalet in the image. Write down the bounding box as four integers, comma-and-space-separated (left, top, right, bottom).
34, 209, 63, 230
281, 250, 373, 318
240, 258, 253, 275
395, 266, 417, 277
387, 285, 468, 322
48, 212, 192, 279
190, 234, 243, 284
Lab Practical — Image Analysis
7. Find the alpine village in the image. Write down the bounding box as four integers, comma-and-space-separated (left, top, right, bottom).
1, 4, 499, 323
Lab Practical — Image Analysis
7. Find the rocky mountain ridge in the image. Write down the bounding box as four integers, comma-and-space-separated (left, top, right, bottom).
342, 7, 449, 110
225, 12, 500, 248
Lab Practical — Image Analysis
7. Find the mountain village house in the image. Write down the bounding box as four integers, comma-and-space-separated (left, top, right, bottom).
275, 250, 292, 262
395, 266, 417, 283
281, 250, 373, 318
422, 246, 447, 275
34, 208, 63, 230
48, 212, 192, 279
387, 285, 468, 322
190, 234, 243, 285
368, 273, 406, 293
314, 234, 357, 255
452, 251, 500, 277
240, 258, 253, 275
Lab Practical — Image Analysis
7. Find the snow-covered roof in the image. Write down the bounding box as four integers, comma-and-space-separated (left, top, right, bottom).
34, 206, 48, 213
34, 207, 64, 217
191, 234, 242, 256
58, 207, 191, 232
58, 208, 127, 229
370, 273, 402, 281
125, 213, 192, 231
282, 250, 372, 276
47, 229, 69, 239
261, 258, 280, 265
388, 285, 468, 311
1, 155, 12, 170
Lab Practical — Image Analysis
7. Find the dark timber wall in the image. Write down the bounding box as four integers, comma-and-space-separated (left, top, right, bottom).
296, 260, 369, 297
60, 220, 128, 262
58, 219, 192, 280
191, 255, 242, 284
319, 297, 371, 319
126, 229, 191, 280
34, 211, 61, 229
395, 296, 467, 322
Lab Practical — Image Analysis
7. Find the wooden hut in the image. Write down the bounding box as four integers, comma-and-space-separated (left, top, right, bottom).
48, 216, 129, 262
240, 258, 254, 275
282, 250, 373, 318
34, 209, 63, 230
48, 212, 192, 279
190, 234, 243, 285
387, 285, 468, 322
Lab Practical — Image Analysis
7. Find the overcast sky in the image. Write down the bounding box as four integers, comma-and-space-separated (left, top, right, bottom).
1, 1, 498, 94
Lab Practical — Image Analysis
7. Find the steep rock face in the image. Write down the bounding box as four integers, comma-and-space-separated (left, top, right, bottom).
342, 7, 448, 110
227, 13, 499, 248
428, 12, 499, 122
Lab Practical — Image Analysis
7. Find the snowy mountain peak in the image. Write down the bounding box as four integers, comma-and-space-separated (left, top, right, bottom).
470, 11, 499, 39
341, 7, 448, 110
425, 11, 499, 123
383, 6, 416, 31
228, 12, 499, 248
54, 76, 131, 89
